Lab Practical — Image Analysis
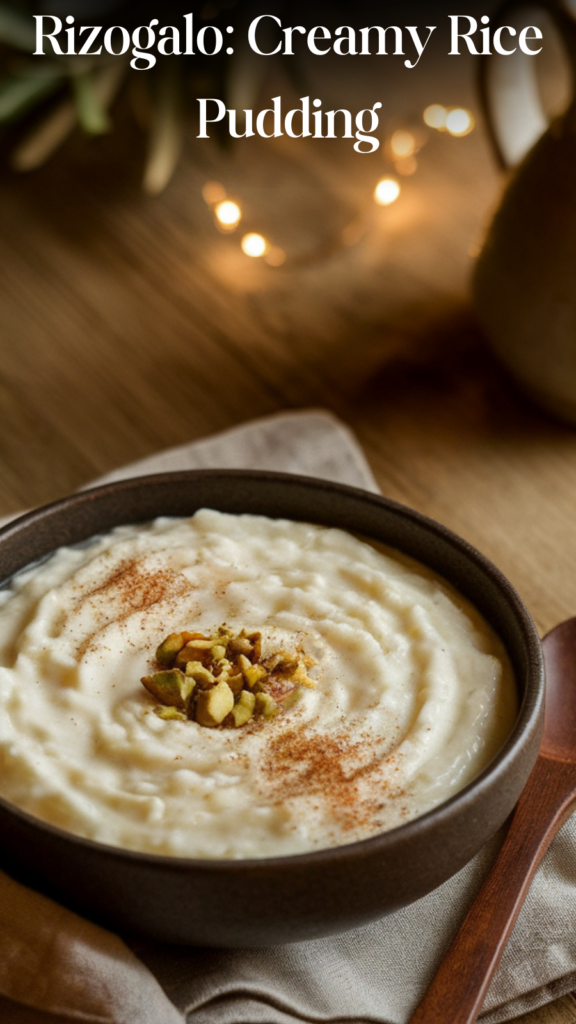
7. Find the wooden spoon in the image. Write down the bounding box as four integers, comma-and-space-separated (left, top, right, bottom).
409, 617, 576, 1024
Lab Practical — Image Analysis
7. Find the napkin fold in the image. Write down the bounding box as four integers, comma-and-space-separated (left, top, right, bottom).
1, 409, 575, 1024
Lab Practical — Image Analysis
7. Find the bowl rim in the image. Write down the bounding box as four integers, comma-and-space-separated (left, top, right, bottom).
0, 468, 545, 872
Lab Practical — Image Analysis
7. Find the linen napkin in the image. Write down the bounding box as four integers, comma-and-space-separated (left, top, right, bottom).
0, 409, 575, 1024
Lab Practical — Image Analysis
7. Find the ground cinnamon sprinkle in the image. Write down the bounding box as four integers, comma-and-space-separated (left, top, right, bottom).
260, 726, 405, 835
75, 558, 193, 657
80, 558, 189, 608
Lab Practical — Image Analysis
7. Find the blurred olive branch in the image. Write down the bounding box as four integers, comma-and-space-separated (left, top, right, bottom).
0, 0, 306, 193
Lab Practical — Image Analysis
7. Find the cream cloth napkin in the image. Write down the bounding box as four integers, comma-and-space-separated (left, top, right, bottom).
1, 409, 576, 1024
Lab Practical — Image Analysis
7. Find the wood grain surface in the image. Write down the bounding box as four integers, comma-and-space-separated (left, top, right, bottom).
0, 46, 574, 1024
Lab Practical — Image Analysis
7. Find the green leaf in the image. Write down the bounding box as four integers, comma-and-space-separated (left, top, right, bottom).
0, 3, 36, 52
143, 61, 185, 195
11, 62, 125, 172
0, 71, 62, 124
72, 70, 111, 135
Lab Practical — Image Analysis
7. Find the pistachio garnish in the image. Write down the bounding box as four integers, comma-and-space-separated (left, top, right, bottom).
237, 653, 252, 674
154, 706, 187, 721
141, 669, 195, 711
175, 645, 211, 669
141, 626, 316, 729
226, 672, 245, 695
156, 633, 187, 666
255, 692, 279, 717
231, 690, 256, 727
228, 636, 253, 656
243, 664, 267, 690
184, 662, 215, 688
195, 679, 235, 728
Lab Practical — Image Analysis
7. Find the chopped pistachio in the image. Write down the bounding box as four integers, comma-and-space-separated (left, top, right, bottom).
195, 679, 235, 728
231, 690, 256, 727
291, 663, 317, 688
146, 625, 314, 730
264, 650, 298, 675
156, 632, 187, 666
184, 662, 215, 688
175, 646, 211, 669
237, 653, 252, 674
243, 664, 267, 690
229, 635, 253, 656
255, 692, 279, 718
226, 672, 244, 695
247, 632, 262, 661
300, 675, 316, 689
154, 706, 187, 721
141, 669, 195, 711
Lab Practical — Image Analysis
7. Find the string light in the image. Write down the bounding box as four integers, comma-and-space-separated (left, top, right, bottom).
214, 199, 241, 230
202, 181, 226, 205
445, 108, 474, 137
423, 104, 447, 130
203, 100, 476, 268
374, 177, 401, 206
241, 232, 268, 258
395, 156, 418, 176
265, 246, 286, 267
390, 129, 416, 159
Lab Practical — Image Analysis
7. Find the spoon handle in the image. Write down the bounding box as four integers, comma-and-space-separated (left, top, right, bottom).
409, 760, 576, 1024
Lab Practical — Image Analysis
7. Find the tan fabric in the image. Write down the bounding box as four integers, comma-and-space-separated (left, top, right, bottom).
0, 873, 181, 1024
0, 409, 574, 1024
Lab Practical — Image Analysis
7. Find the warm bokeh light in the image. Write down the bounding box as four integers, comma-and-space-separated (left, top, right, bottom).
390, 129, 416, 159
215, 199, 241, 229
445, 108, 474, 137
341, 218, 365, 248
395, 156, 418, 176
202, 181, 227, 205
241, 232, 268, 257
423, 104, 447, 130
374, 177, 401, 206
265, 246, 286, 267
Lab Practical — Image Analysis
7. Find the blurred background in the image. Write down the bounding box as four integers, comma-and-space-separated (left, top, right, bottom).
6, 8, 576, 1019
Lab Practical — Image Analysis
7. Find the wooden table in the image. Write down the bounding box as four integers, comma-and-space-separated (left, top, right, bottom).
0, 40, 575, 1024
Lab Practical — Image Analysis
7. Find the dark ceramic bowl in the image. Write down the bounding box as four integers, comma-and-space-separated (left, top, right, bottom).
0, 470, 544, 946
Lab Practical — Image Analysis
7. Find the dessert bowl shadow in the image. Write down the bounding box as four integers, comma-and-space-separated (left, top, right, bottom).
0, 470, 544, 947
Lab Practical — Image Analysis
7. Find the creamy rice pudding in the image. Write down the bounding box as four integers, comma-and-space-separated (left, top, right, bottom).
0, 510, 517, 858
